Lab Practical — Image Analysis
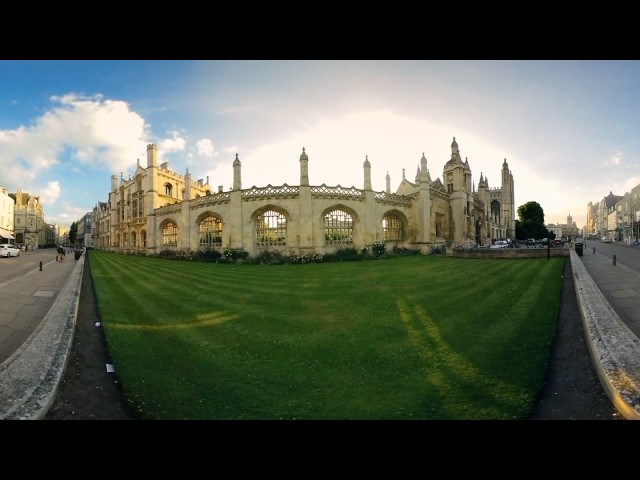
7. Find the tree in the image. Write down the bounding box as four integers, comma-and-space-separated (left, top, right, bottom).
515, 201, 551, 240
69, 221, 78, 246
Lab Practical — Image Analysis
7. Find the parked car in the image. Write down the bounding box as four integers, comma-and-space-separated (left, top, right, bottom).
525, 238, 536, 247
490, 240, 509, 249
0, 244, 21, 257
602, 237, 612, 243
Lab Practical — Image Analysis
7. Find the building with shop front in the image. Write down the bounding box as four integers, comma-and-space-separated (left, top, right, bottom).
92, 138, 516, 257
0, 186, 16, 243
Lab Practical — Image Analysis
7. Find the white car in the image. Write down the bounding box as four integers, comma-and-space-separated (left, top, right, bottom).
490, 240, 509, 249
602, 237, 612, 243
0, 244, 21, 257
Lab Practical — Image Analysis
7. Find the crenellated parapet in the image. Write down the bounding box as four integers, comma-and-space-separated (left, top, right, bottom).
310, 184, 364, 200
242, 184, 300, 200
155, 203, 183, 215
189, 192, 232, 209
374, 191, 413, 206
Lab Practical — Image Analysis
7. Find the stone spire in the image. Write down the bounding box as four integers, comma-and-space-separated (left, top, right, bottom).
233, 153, 241, 190
363, 154, 371, 190
299, 147, 309, 186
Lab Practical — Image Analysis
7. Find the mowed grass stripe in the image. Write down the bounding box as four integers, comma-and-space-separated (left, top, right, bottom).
87, 250, 564, 419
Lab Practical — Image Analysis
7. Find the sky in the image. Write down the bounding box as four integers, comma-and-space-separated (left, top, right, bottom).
1, 59, 640, 231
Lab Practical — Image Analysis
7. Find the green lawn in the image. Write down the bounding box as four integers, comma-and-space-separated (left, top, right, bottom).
88, 250, 564, 420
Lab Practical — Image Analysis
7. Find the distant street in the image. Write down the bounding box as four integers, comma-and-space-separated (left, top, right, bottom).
0, 248, 60, 286
583, 239, 640, 272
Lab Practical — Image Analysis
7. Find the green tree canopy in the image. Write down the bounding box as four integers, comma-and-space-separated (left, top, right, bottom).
69, 221, 78, 245
515, 201, 552, 240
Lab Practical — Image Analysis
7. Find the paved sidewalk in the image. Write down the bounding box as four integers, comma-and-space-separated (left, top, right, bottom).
0, 253, 80, 364
0, 253, 83, 419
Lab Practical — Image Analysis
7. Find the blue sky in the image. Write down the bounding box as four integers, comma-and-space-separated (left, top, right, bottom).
2, 59, 640, 231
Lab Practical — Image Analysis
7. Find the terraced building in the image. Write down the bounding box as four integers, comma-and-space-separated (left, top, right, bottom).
92, 137, 516, 257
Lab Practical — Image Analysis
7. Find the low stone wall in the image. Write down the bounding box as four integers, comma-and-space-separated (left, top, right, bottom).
450, 247, 569, 259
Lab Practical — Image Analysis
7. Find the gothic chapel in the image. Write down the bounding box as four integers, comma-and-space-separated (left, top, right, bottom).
92, 137, 516, 256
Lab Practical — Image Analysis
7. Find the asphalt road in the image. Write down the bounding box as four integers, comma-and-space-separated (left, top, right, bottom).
0, 248, 61, 284
583, 239, 640, 271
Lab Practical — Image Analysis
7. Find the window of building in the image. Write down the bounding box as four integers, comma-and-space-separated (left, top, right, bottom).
165, 183, 173, 196
256, 209, 287, 247
199, 215, 223, 248
383, 213, 404, 241
491, 200, 501, 222
324, 208, 353, 245
162, 222, 178, 246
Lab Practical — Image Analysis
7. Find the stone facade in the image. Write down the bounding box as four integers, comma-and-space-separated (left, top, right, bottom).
92, 138, 516, 257
10, 189, 45, 249
546, 213, 580, 240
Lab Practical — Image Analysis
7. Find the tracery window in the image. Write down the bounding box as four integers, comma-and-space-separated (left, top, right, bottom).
491, 200, 501, 222
256, 210, 287, 247
162, 222, 178, 246
383, 213, 404, 241
164, 183, 173, 196
324, 208, 354, 245
199, 215, 223, 248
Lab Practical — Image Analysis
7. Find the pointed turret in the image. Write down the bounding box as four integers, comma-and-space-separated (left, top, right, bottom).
299, 147, 309, 186
184, 167, 191, 200
363, 154, 371, 190
233, 153, 241, 190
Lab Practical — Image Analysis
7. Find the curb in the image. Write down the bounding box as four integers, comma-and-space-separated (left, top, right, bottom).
570, 249, 640, 420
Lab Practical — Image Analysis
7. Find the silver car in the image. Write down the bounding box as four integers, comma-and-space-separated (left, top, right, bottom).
0, 244, 21, 257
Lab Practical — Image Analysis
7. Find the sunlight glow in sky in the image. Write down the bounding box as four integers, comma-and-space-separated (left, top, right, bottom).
2, 60, 640, 230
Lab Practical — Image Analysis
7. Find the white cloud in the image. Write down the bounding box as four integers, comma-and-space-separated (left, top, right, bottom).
609, 151, 623, 166
39, 181, 61, 206
158, 130, 186, 155
624, 176, 640, 193
0, 93, 153, 225
0, 94, 150, 189
196, 138, 216, 157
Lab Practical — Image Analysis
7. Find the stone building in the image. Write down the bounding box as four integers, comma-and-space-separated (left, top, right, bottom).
10, 189, 45, 249
588, 191, 624, 240
546, 213, 580, 240
0, 185, 15, 243
92, 138, 516, 257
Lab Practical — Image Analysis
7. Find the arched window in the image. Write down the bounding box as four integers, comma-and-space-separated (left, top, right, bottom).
199, 215, 223, 248
383, 213, 404, 241
162, 222, 178, 246
256, 209, 287, 247
131, 231, 137, 249
491, 200, 501, 222
324, 208, 354, 245
164, 183, 173, 196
